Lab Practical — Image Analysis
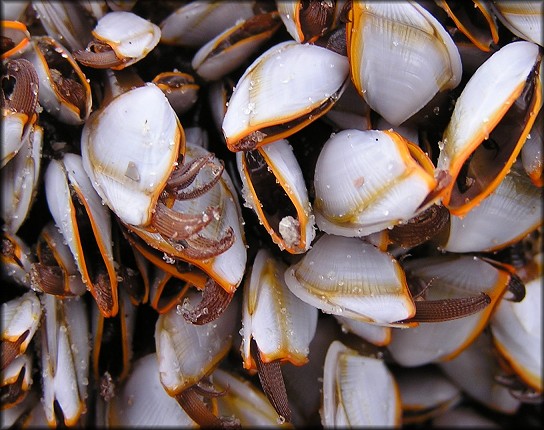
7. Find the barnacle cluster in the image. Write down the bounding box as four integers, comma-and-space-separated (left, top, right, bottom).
1, 1, 542, 428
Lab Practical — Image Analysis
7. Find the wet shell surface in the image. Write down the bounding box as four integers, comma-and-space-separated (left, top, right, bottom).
81, 83, 183, 227
313, 129, 437, 237
490, 275, 542, 392
241, 248, 318, 368
284, 233, 415, 325
322, 340, 401, 426
92, 11, 161, 68
387, 255, 511, 367
222, 40, 350, 151
347, 1, 462, 126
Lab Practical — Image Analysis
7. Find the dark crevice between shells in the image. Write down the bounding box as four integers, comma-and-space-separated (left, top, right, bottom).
244, 149, 299, 243
397, 292, 491, 323
1, 35, 16, 55
1, 330, 29, 370
93, 304, 130, 387
252, 339, 292, 423
37, 38, 87, 117
70, 186, 117, 317
0, 366, 26, 406
175, 385, 241, 428
151, 274, 191, 314
495, 374, 543, 404
439, 1, 499, 51
182, 278, 234, 325
449, 61, 540, 208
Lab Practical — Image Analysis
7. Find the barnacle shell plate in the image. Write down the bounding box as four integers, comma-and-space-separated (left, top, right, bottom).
40, 294, 90, 426
322, 340, 401, 426
81, 83, 183, 227
33, 222, 87, 297
347, 1, 462, 126
521, 109, 543, 186
159, 1, 255, 47
440, 166, 543, 253
492, 1, 543, 47
107, 353, 196, 426
491, 275, 542, 392
134, 143, 247, 294
222, 40, 349, 150
1, 124, 42, 234
1, 290, 41, 350
438, 330, 522, 413
284, 234, 415, 325
241, 248, 317, 369
191, 12, 281, 82
313, 129, 437, 237
45, 153, 118, 317
388, 255, 511, 367
212, 368, 290, 426
155, 290, 238, 395
92, 11, 160, 67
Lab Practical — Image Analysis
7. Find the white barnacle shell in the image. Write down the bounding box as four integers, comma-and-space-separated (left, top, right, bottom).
387, 255, 511, 367
222, 40, 350, 151
211, 368, 288, 426
490, 273, 542, 392
284, 233, 415, 325
438, 330, 522, 414
155, 290, 238, 395
40, 294, 90, 427
321, 340, 401, 426
394, 365, 462, 424
160, 1, 256, 48
1, 123, 42, 234
107, 354, 196, 427
21, 36, 92, 125
347, 1, 462, 126
92, 11, 160, 68
81, 83, 183, 227
241, 248, 318, 370
127, 143, 246, 295
191, 11, 281, 82
491, 1, 543, 47
313, 129, 437, 237
45, 153, 118, 317
1, 290, 41, 354
439, 165, 543, 253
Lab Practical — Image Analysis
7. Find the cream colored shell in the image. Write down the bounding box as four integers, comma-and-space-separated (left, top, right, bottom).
81, 83, 182, 227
